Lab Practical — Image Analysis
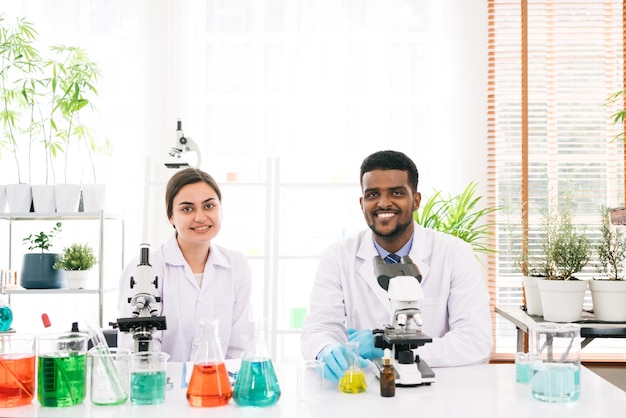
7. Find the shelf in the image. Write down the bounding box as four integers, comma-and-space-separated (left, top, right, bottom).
0, 212, 121, 220
1, 211, 124, 328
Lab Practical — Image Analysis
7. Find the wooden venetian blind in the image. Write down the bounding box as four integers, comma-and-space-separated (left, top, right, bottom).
487, 0, 625, 357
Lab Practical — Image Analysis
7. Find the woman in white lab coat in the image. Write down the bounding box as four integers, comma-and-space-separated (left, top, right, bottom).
117, 168, 253, 361
300, 150, 492, 381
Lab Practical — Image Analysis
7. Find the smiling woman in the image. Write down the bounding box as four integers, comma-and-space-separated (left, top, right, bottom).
116, 167, 254, 362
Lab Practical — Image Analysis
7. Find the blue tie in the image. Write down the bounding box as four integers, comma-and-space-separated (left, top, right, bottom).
384, 253, 401, 264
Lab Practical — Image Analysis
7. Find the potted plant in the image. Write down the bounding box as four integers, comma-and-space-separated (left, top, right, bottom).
20, 221, 67, 289
53, 242, 97, 289
510, 203, 560, 317
537, 205, 591, 322
0, 14, 111, 214
589, 205, 626, 321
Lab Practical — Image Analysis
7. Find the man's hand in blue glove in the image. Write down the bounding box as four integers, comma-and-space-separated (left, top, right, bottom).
347, 328, 384, 360
318, 343, 369, 383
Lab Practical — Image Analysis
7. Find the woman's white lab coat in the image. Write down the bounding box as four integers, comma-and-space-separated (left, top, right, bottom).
117, 236, 253, 361
300, 222, 492, 367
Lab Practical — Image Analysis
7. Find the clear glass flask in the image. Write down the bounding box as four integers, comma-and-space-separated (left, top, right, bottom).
0, 284, 13, 332
338, 341, 367, 394
232, 320, 281, 407
186, 320, 232, 407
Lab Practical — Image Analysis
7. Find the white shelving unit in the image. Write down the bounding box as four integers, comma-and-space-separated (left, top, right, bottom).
0, 211, 124, 329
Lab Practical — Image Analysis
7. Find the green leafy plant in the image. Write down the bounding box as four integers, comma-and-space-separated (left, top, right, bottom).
549, 207, 590, 280
22, 221, 62, 253
606, 90, 625, 142
53, 242, 97, 271
0, 14, 110, 185
594, 205, 626, 281
0, 15, 41, 184
414, 181, 499, 255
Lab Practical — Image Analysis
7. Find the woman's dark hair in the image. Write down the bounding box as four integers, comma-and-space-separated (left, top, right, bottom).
359, 150, 419, 192
165, 168, 222, 219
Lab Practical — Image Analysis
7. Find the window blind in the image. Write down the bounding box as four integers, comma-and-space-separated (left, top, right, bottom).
487, 0, 625, 359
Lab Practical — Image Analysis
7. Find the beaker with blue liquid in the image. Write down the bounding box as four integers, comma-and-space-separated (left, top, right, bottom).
529, 322, 581, 403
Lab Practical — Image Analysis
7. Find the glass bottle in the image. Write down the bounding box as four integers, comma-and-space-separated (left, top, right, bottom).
233, 319, 281, 407
338, 341, 367, 394
379, 348, 395, 397
186, 320, 232, 407
0, 284, 13, 332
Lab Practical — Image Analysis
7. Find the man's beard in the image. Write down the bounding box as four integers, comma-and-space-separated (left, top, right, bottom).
368, 219, 411, 242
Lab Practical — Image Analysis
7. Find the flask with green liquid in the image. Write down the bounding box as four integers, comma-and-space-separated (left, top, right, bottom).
232, 319, 281, 406
338, 341, 367, 394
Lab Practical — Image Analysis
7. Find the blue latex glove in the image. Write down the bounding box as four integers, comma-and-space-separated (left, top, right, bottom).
347, 328, 384, 360
318, 344, 369, 383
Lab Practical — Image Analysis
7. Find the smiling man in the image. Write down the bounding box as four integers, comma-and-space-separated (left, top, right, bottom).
300, 150, 493, 382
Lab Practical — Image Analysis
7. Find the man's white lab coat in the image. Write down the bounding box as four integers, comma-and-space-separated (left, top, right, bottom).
300, 222, 493, 367
117, 236, 253, 361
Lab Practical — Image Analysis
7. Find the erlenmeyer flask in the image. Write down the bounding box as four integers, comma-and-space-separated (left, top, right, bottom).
186, 320, 232, 407
0, 284, 13, 332
338, 341, 367, 394
232, 319, 281, 407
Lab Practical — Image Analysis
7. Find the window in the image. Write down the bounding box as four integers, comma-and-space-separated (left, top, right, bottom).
488, 0, 625, 359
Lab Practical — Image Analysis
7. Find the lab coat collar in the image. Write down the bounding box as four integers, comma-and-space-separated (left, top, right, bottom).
161, 235, 232, 269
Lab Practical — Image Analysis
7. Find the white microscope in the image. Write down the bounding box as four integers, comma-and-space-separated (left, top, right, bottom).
371, 255, 436, 386
113, 243, 167, 352
164, 119, 202, 169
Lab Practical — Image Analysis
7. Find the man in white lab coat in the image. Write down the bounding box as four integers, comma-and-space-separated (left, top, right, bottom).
300, 150, 493, 381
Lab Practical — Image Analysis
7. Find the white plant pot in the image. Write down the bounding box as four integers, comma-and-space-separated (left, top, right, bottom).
5, 184, 32, 213
589, 280, 626, 322
65, 270, 91, 289
81, 183, 106, 213
522, 276, 543, 316
538, 279, 588, 322
55, 183, 81, 213
31, 184, 56, 213
0, 184, 6, 213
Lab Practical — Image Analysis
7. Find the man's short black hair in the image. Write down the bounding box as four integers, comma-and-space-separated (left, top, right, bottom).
359, 150, 419, 192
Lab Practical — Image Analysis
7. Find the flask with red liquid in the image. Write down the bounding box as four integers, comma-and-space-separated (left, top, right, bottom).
186, 320, 232, 407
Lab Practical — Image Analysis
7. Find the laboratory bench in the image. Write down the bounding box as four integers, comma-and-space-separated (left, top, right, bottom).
1, 362, 624, 418
495, 305, 626, 352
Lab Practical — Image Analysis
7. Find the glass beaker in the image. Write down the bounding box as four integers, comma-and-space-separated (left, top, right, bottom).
529, 323, 581, 403
89, 348, 130, 406
130, 351, 169, 405
338, 341, 367, 394
186, 320, 232, 407
0, 334, 35, 407
36, 332, 89, 407
233, 319, 281, 407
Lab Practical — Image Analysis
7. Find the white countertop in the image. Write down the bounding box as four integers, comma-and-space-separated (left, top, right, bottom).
1, 363, 624, 418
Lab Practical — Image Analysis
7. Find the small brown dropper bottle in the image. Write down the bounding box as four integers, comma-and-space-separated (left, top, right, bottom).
380, 348, 395, 397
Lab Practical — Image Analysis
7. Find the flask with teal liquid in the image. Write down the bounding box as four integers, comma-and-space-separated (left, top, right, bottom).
0, 284, 13, 332
232, 319, 281, 407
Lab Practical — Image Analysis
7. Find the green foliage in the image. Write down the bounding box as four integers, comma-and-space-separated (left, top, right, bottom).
414, 181, 499, 255
53, 242, 97, 271
0, 14, 109, 184
606, 90, 625, 142
22, 221, 62, 253
0, 15, 41, 183
549, 208, 590, 280
594, 205, 626, 280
